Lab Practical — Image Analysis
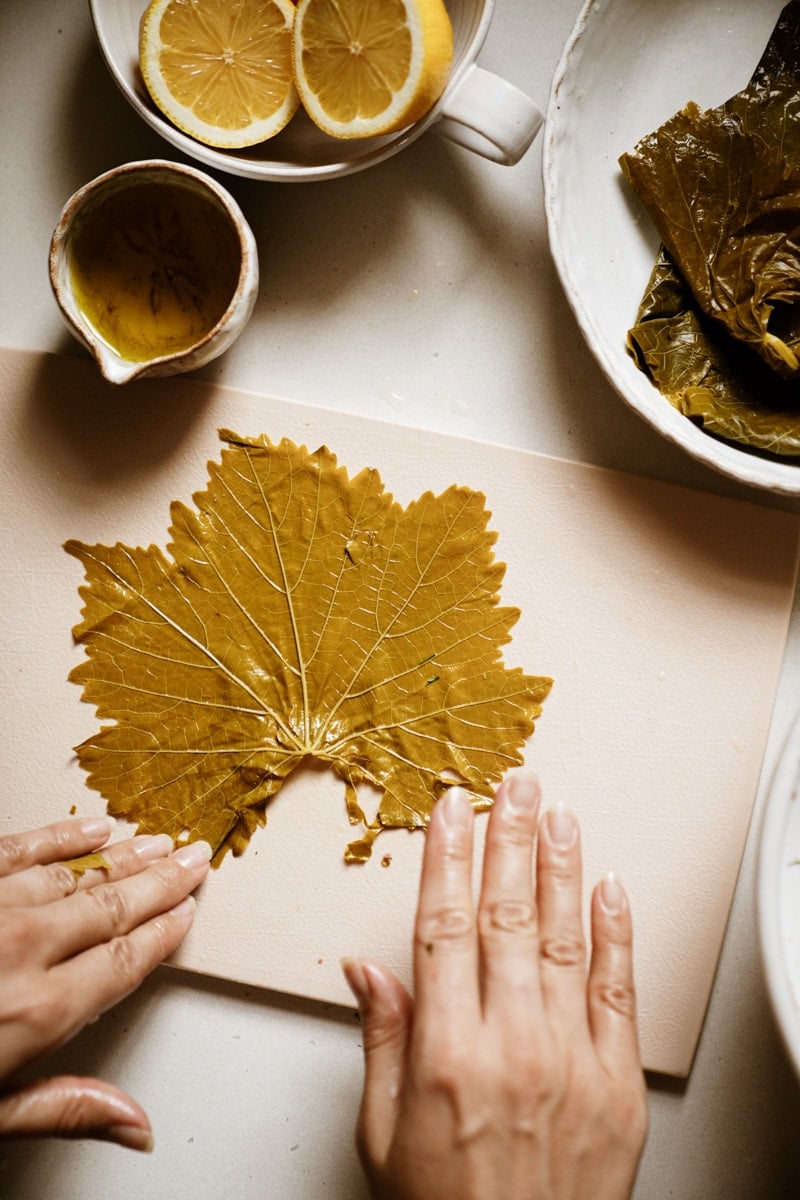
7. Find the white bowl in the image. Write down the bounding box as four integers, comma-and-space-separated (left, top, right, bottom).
758, 708, 800, 1081
543, 0, 800, 495
89, 0, 542, 182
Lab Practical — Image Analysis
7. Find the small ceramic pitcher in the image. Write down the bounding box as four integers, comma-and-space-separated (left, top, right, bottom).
49, 159, 259, 385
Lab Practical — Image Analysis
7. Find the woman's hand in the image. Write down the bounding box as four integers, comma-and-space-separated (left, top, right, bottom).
0, 816, 211, 1150
343, 774, 648, 1200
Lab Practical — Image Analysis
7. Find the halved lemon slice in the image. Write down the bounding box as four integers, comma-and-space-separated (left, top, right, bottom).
139, 0, 300, 148
292, 0, 453, 139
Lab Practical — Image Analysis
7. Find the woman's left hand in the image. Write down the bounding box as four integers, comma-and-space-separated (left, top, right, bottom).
0, 815, 211, 1150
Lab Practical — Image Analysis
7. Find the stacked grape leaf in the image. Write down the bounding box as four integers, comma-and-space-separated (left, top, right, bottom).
619, 0, 800, 456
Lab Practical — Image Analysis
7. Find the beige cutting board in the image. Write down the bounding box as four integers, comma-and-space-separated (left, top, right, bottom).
1, 347, 798, 1077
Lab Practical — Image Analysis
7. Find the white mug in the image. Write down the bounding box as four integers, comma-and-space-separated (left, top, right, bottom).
434, 0, 543, 166
90, 0, 543, 182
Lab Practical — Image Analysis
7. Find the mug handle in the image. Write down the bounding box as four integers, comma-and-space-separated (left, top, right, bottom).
434, 64, 543, 166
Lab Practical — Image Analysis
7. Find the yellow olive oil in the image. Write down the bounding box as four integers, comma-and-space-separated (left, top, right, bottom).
69, 182, 241, 362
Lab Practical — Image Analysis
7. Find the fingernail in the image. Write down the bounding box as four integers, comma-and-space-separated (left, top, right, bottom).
168, 895, 196, 919
440, 786, 472, 827
545, 804, 577, 849
504, 770, 541, 816
173, 840, 212, 869
79, 815, 116, 839
133, 833, 174, 863
341, 957, 371, 1007
599, 871, 627, 915
107, 1123, 154, 1153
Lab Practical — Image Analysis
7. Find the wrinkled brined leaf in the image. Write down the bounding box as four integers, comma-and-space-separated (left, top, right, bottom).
620, 0, 800, 382
627, 248, 800, 456
66, 432, 552, 866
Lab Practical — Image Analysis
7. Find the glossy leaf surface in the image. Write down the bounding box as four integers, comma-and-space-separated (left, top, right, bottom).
627, 248, 800, 456
620, 1, 800, 379
66, 432, 551, 865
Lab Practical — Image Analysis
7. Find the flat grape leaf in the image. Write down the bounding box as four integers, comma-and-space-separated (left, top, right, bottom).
619, 0, 800, 378
65, 432, 552, 866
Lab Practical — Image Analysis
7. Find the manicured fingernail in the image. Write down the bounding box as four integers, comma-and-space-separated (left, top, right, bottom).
168, 895, 196, 919
341, 957, 370, 1006
440, 786, 472, 827
173, 840, 212, 869
133, 833, 174, 862
79, 815, 116, 839
504, 770, 541, 815
545, 804, 577, 849
599, 871, 627, 915
107, 1123, 154, 1153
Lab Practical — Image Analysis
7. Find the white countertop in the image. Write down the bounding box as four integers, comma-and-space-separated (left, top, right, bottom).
2, 1, 800, 1196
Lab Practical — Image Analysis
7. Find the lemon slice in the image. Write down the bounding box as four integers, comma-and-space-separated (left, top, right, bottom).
139, 0, 300, 149
292, 0, 453, 139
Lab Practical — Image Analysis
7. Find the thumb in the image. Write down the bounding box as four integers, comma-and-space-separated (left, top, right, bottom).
0, 1076, 153, 1151
342, 957, 412, 1173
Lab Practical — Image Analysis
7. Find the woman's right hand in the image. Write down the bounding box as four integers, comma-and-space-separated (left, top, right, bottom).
344, 775, 648, 1199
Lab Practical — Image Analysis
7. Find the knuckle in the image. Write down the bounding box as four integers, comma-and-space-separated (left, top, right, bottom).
539, 933, 586, 969
593, 978, 637, 1019
478, 899, 537, 937
0, 824, 82, 875
87, 883, 130, 933
607, 921, 634, 950
0, 833, 30, 874
619, 1086, 649, 1150
152, 858, 187, 896
599, 1082, 649, 1159
416, 1047, 472, 1104
361, 1013, 406, 1057
541, 857, 578, 888
494, 815, 536, 848
54, 1084, 103, 1134
513, 1046, 565, 1113
415, 904, 475, 952
24, 987, 72, 1043
47, 863, 79, 898
105, 932, 143, 983
149, 911, 179, 956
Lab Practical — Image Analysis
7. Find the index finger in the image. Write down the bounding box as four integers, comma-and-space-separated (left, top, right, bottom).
0, 817, 116, 879
0, 832, 174, 909
412, 788, 480, 1038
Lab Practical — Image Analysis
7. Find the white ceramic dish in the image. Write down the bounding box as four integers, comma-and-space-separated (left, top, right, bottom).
89, 0, 542, 182
758, 707, 800, 1081
543, 0, 800, 496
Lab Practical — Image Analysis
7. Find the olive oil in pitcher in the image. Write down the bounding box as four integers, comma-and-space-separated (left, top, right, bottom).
69, 181, 241, 363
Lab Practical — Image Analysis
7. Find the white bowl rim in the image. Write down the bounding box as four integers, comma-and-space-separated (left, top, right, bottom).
88, 0, 494, 183
542, 0, 800, 498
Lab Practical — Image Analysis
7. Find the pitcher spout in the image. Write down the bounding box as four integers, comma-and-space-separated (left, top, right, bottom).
89, 341, 148, 386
